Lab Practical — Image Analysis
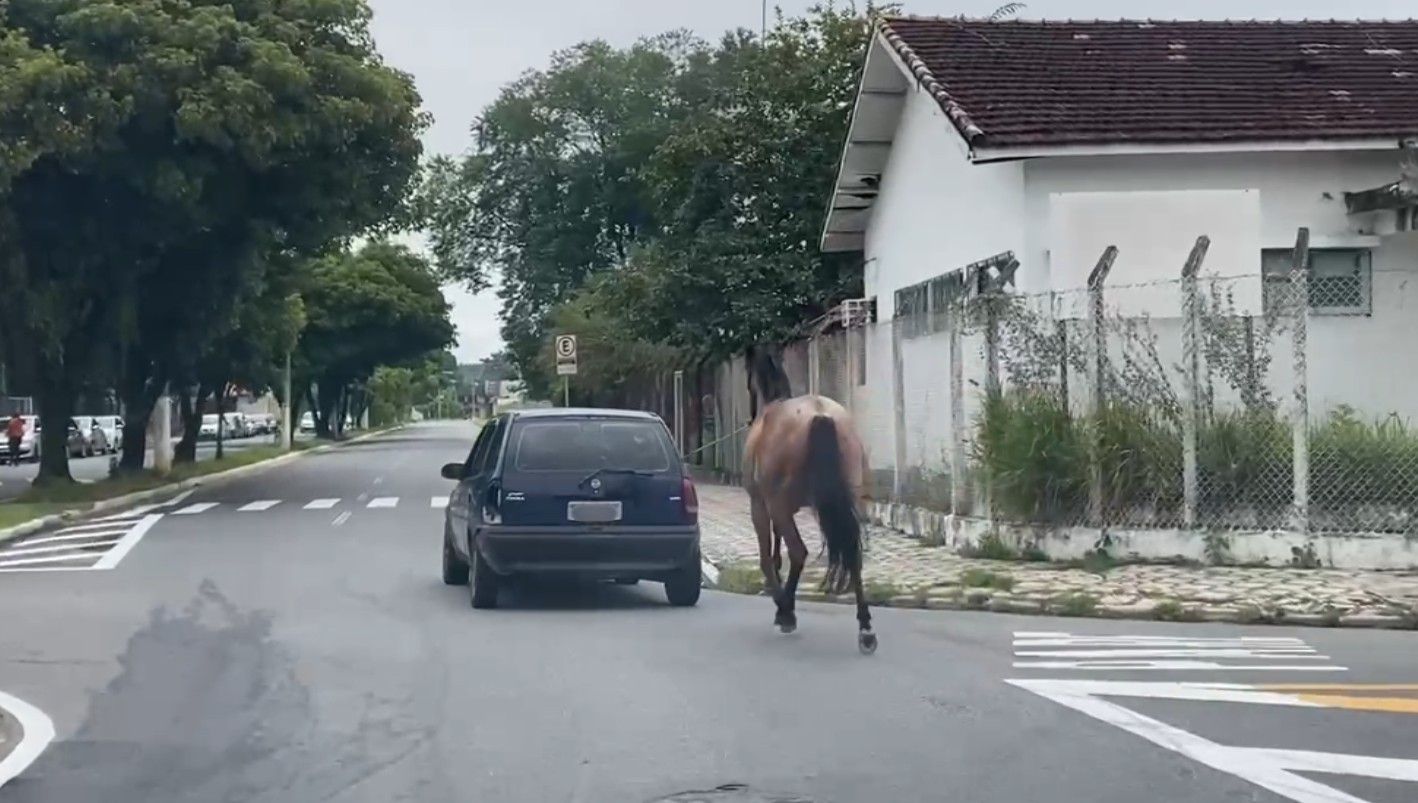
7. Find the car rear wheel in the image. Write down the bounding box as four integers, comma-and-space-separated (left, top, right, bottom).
664, 550, 702, 607
441, 525, 469, 586
469, 540, 499, 609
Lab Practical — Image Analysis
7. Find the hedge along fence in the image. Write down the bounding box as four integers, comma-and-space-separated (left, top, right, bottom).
944, 230, 1418, 537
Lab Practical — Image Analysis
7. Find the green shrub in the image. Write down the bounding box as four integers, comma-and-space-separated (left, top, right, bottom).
973, 391, 1418, 532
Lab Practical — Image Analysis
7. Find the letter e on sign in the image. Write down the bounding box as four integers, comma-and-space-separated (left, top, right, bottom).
555, 335, 577, 375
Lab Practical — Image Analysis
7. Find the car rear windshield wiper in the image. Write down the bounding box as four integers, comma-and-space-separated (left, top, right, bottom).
578, 467, 655, 487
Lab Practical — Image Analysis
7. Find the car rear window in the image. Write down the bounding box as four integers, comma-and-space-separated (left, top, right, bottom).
510, 419, 673, 472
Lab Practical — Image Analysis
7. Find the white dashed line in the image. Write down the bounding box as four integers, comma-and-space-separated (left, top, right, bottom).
238, 500, 280, 511
171, 502, 219, 515
332, 511, 352, 527
367, 497, 398, 508
305, 498, 339, 509
430, 497, 448, 509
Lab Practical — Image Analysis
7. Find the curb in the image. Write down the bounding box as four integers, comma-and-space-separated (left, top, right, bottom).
702, 558, 1418, 630
0, 425, 404, 545
0, 690, 55, 788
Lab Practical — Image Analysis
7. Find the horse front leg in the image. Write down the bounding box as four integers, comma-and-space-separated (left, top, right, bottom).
750, 492, 785, 614
773, 514, 808, 634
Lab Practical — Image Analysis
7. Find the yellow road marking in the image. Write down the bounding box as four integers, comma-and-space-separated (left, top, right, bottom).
1289, 694, 1418, 713
1255, 683, 1418, 691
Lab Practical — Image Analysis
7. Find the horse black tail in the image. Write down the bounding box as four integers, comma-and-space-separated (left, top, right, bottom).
805, 414, 861, 596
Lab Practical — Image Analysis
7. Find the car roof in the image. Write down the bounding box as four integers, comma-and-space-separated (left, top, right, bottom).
507, 407, 660, 421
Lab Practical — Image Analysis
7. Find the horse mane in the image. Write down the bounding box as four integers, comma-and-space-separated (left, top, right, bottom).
746, 345, 793, 405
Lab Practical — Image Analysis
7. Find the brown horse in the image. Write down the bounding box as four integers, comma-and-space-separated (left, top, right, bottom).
742, 345, 876, 654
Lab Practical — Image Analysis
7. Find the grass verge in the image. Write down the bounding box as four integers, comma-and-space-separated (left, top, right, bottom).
0, 440, 328, 532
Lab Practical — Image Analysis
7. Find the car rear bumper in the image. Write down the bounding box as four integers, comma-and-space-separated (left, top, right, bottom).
478, 525, 699, 577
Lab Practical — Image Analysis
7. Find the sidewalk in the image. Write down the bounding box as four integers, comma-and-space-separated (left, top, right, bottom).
697, 484, 1418, 627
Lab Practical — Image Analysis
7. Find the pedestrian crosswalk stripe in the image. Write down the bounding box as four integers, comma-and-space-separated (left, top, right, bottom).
172, 502, 219, 515
305, 498, 339, 509
431, 497, 448, 509
1011, 631, 1345, 672
367, 497, 398, 508
17, 530, 129, 547
3, 539, 123, 558
238, 500, 280, 511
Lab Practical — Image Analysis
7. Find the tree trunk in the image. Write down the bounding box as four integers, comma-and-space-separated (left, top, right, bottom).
33, 375, 74, 485
117, 347, 165, 472
175, 387, 207, 463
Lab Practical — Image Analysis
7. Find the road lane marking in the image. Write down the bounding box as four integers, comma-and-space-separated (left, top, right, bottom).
1008, 678, 1418, 803
332, 511, 351, 527
367, 497, 397, 508
238, 500, 280, 511
172, 502, 218, 515
1, 539, 122, 558
0, 553, 97, 568
159, 490, 194, 508
431, 497, 448, 508
305, 498, 339, 509
15, 530, 129, 547
92, 514, 163, 570
1012, 631, 1343, 672
373, 476, 383, 485
0, 689, 56, 788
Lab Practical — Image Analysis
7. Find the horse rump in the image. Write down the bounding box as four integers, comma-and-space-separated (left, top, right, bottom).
805, 414, 861, 595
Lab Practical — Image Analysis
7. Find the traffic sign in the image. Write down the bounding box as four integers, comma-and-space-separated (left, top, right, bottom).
555, 334, 577, 375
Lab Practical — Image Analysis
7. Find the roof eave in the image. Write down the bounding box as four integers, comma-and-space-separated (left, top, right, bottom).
968, 136, 1414, 163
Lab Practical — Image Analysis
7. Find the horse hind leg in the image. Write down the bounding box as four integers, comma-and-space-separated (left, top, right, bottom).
851, 560, 876, 654
773, 513, 808, 634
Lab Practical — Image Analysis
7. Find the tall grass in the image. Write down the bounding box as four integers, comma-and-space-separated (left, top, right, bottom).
974, 391, 1418, 532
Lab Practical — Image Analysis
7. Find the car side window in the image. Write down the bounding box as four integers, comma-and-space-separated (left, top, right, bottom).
477, 418, 507, 473
463, 426, 493, 473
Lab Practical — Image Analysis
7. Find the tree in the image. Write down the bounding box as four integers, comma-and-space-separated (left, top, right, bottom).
0, 0, 427, 482
630, 4, 878, 357
420, 33, 710, 397
296, 241, 455, 438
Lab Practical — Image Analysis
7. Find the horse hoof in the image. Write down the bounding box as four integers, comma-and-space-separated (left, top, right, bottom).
858, 631, 878, 655
774, 610, 797, 633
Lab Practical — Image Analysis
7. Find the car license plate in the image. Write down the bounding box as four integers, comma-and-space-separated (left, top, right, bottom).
567, 501, 622, 523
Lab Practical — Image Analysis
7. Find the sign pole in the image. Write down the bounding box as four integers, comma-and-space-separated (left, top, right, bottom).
554, 334, 578, 406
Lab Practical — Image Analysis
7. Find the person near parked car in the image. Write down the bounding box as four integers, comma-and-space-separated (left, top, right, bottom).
5, 412, 24, 465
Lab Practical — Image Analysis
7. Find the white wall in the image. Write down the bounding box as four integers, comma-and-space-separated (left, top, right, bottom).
1024, 151, 1418, 422
858, 138, 1418, 479
858, 89, 1026, 470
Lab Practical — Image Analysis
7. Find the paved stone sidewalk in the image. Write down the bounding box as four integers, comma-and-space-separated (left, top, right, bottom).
698, 483, 1418, 626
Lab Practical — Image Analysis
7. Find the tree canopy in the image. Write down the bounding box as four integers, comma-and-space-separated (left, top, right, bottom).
0, 0, 440, 481
422, 3, 882, 402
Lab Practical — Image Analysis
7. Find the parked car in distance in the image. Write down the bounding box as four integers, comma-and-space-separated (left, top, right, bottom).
73, 415, 120, 454
439, 408, 701, 609
198, 414, 221, 440
299, 412, 315, 433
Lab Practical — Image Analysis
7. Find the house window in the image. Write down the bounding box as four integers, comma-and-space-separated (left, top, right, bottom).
1261, 248, 1372, 316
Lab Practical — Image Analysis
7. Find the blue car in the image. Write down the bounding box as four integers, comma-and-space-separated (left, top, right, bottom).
440, 407, 702, 609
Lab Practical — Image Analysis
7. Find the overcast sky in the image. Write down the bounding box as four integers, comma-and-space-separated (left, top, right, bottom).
366, 0, 1414, 363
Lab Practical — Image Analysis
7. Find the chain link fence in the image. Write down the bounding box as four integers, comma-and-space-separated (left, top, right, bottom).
668, 227, 1418, 539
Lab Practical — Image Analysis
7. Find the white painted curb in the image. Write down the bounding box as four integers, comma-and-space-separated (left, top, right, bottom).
0, 425, 406, 545
0, 690, 55, 788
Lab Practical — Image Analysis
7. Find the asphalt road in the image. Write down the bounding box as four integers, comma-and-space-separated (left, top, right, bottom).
0, 434, 299, 502
0, 421, 1414, 802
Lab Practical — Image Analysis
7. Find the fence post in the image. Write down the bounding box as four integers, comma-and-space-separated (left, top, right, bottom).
948, 291, 969, 516
807, 336, 821, 396
1087, 246, 1119, 527
1289, 228, 1311, 533
1179, 236, 1211, 530
891, 311, 907, 503
672, 369, 684, 456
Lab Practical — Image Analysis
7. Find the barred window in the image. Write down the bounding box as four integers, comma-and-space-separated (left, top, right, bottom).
1261, 248, 1371, 316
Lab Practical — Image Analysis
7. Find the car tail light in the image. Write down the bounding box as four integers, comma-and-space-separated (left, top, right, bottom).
681, 475, 699, 524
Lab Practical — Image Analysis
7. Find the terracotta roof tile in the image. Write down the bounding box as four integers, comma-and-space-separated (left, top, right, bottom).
878, 16, 1418, 148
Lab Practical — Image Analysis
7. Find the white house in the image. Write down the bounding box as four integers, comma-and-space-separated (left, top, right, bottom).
822, 16, 1418, 472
